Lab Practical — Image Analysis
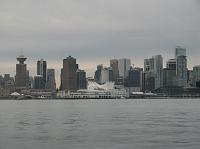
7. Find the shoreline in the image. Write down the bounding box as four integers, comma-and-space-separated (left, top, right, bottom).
1, 96, 200, 100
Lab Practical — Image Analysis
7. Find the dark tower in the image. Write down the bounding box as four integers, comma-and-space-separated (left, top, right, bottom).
37, 59, 47, 84
15, 53, 27, 90
61, 56, 78, 91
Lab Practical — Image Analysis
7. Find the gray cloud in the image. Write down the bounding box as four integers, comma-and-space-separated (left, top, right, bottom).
0, 0, 200, 83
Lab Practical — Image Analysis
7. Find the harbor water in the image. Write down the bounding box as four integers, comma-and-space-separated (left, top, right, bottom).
0, 99, 200, 149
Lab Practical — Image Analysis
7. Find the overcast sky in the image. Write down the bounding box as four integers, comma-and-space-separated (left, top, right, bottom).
0, 0, 200, 85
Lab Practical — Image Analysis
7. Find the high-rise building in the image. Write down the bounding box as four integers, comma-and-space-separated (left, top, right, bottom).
60, 68, 63, 90
163, 68, 176, 88
0, 76, 3, 87
4, 74, 10, 81
100, 67, 110, 84
46, 69, 56, 91
144, 58, 154, 72
163, 59, 177, 88
175, 46, 186, 58
37, 59, 47, 84
0, 74, 15, 97
175, 46, 187, 87
144, 55, 163, 91
61, 56, 78, 91
28, 76, 34, 89
118, 58, 131, 78
94, 65, 113, 85
144, 58, 154, 91
192, 65, 200, 87
26, 70, 31, 89
94, 64, 103, 84
153, 55, 163, 89
187, 70, 193, 87
110, 59, 119, 81
34, 75, 45, 89
15, 54, 27, 90
77, 69, 87, 90
166, 59, 176, 70
125, 67, 143, 88
108, 67, 114, 82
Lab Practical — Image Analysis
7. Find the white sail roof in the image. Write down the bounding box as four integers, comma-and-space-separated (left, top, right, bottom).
10, 92, 20, 96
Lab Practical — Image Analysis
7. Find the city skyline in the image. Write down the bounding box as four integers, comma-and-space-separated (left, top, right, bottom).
0, 47, 199, 87
1, 0, 200, 85
1, 45, 200, 97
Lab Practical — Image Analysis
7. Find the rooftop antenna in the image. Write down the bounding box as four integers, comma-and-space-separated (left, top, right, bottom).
19, 49, 23, 56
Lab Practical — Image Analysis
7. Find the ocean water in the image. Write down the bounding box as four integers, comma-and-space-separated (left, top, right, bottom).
0, 99, 200, 149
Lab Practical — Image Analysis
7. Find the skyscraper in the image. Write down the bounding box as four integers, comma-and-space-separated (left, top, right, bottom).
163, 59, 176, 88
94, 64, 103, 84
37, 59, 47, 84
153, 55, 163, 89
192, 65, 200, 87
61, 56, 78, 91
46, 69, 56, 91
77, 69, 87, 90
26, 70, 31, 89
15, 53, 27, 90
144, 58, 155, 91
166, 59, 176, 70
60, 68, 63, 90
125, 67, 142, 88
175, 46, 186, 58
144, 55, 163, 91
34, 75, 45, 89
0, 74, 15, 97
163, 69, 176, 88
94, 65, 114, 85
118, 58, 131, 78
175, 46, 187, 87
108, 67, 114, 82
110, 59, 119, 81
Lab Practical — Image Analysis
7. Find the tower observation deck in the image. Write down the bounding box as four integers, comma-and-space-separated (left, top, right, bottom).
17, 54, 27, 64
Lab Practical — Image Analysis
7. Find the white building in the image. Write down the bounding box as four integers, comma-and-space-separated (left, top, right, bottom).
57, 81, 128, 99
95, 65, 114, 85
99, 68, 109, 84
